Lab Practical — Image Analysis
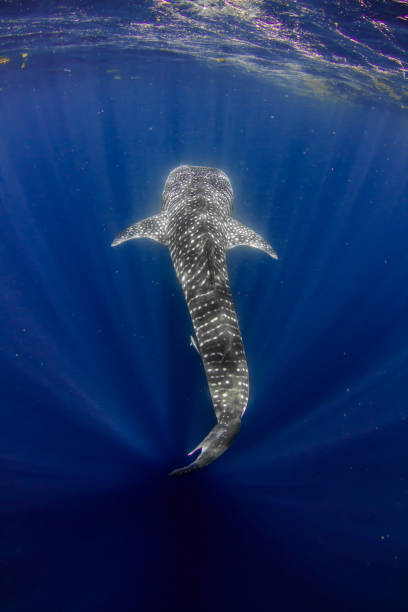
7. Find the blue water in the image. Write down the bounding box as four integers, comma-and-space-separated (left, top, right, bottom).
1, 3, 408, 611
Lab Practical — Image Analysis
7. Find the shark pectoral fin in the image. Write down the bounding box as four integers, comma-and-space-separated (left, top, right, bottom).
226, 218, 278, 259
111, 213, 167, 247
168, 420, 241, 477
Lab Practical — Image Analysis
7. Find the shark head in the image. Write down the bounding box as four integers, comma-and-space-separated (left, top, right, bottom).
161, 165, 233, 214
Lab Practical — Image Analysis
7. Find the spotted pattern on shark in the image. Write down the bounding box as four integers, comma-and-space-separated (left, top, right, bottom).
112, 165, 277, 475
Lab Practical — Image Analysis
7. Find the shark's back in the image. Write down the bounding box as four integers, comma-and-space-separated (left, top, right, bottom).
111, 165, 277, 475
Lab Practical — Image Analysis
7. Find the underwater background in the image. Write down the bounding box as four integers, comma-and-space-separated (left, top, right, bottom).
1, 1, 408, 610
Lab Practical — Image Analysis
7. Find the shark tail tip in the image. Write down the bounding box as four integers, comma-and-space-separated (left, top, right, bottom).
168, 465, 198, 477
168, 420, 241, 477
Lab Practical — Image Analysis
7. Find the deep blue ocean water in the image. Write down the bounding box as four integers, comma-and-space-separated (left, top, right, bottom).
1, 2, 408, 611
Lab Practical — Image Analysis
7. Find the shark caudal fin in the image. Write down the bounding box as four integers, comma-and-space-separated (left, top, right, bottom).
168, 420, 241, 476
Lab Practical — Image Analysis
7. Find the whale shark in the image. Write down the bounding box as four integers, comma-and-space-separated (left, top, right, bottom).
112, 165, 277, 475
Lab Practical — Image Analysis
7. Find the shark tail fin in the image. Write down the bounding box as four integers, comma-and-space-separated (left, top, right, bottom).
168, 420, 241, 476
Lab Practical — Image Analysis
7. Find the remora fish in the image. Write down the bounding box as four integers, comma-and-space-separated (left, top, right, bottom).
112, 165, 277, 475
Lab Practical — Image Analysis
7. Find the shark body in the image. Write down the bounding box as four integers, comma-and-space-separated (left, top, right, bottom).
112, 165, 277, 475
